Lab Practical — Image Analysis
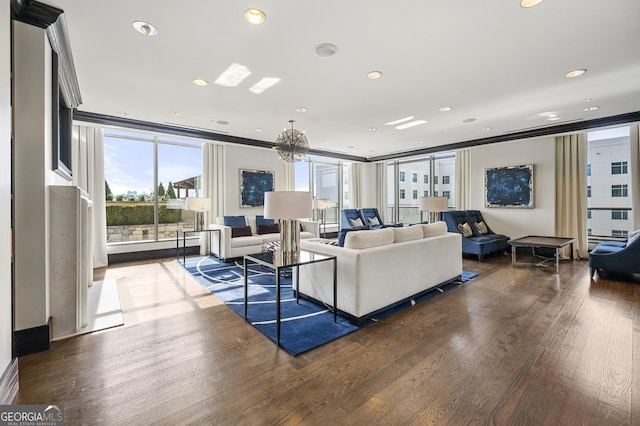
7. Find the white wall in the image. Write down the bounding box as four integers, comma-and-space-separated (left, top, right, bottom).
221, 144, 289, 217
468, 136, 557, 239
1, 0, 13, 373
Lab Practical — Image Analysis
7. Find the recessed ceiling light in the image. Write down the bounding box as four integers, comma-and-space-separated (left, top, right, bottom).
244, 9, 266, 25
367, 71, 383, 80
216, 120, 229, 125
120, 112, 127, 117
315, 43, 338, 57
439, 106, 452, 112
215, 63, 252, 87
132, 21, 158, 36
396, 120, 427, 130
565, 69, 587, 78
462, 118, 476, 123
193, 79, 208, 86
520, 0, 544, 8
296, 107, 307, 113
368, 127, 377, 132
385, 116, 414, 126
416, 140, 423, 144
249, 77, 280, 94
170, 111, 180, 117
585, 98, 593, 102
482, 127, 493, 131
255, 128, 263, 132
584, 106, 599, 112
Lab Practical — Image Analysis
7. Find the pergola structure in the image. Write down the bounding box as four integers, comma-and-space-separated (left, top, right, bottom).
172, 175, 201, 199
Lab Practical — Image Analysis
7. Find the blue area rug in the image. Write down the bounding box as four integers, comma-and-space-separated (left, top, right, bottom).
179, 256, 477, 356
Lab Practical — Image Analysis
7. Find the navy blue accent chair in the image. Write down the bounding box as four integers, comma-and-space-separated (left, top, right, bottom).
442, 210, 509, 262
589, 236, 640, 278
340, 209, 366, 230
359, 208, 385, 229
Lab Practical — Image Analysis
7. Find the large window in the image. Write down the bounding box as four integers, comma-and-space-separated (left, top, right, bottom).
294, 156, 349, 225
387, 152, 455, 224
586, 126, 632, 238
104, 129, 203, 243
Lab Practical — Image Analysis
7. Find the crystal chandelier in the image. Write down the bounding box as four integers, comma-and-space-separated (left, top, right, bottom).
274, 120, 309, 162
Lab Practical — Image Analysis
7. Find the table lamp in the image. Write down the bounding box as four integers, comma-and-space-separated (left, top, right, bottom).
264, 191, 312, 261
419, 196, 448, 223
185, 197, 210, 231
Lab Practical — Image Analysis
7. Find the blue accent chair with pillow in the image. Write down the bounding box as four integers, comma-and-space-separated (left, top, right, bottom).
358, 208, 385, 229
442, 210, 509, 262
589, 230, 640, 278
341, 209, 366, 229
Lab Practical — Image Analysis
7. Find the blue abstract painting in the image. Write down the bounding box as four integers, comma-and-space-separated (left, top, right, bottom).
240, 169, 274, 207
484, 165, 533, 208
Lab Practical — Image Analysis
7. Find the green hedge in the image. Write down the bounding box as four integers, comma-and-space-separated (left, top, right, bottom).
106, 203, 183, 226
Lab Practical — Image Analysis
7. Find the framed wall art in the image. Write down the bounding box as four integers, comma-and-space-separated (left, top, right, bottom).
484, 164, 534, 208
240, 169, 274, 207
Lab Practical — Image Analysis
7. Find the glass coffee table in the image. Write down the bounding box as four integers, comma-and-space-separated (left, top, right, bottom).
243, 249, 337, 347
508, 236, 575, 274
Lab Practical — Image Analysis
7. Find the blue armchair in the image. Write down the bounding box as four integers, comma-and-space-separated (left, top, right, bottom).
442, 210, 509, 262
359, 208, 385, 229
340, 209, 365, 229
589, 235, 640, 278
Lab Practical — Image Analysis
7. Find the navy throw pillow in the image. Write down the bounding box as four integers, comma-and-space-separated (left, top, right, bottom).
224, 215, 246, 227
256, 215, 275, 227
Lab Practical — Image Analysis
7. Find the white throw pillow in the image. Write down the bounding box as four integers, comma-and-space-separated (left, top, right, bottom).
474, 221, 489, 234
392, 225, 423, 243
348, 217, 364, 228
344, 228, 394, 249
367, 216, 380, 226
457, 222, 473, 237
421, 221, 447, 238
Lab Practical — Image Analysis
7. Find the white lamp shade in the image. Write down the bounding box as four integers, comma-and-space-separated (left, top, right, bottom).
419, 196, 448, 212
313, 198, 332, 210
185, 197, 211, 211
264, 191, 312, 219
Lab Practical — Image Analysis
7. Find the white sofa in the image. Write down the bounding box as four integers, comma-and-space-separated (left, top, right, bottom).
209, 216, 319, 261
297, 222, 462, 324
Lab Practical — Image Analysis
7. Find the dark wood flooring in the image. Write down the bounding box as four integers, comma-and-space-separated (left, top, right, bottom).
15, 254, 640, 425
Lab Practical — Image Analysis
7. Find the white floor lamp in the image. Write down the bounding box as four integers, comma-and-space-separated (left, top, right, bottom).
185, 197, 211, 230
313, 198, 331, 238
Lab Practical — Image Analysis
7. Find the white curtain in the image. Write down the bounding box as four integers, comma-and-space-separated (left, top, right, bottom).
630, 125, 640, 229
283, 161, 294, 191
375, 162, 388, 222
455, 149, 471, 210
555, 133, 588, 259
349, 162, 361, 208
202, 143, 225, 254
72, 125, 108, 267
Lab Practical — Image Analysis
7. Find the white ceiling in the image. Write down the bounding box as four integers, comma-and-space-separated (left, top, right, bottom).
50, 0, 640, 160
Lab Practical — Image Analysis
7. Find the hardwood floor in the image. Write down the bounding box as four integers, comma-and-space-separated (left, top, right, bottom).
15, 254, 640, 425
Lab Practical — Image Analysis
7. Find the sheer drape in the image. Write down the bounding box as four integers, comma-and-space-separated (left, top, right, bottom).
555, 133, 588, 259
630, 125, 640, 229
202, 143, 225, 254
375, 162, 388, 222
455, 149, 471, 210
72, 125, 108, 267
349, 162, 361, 208
283, 161, 294, 191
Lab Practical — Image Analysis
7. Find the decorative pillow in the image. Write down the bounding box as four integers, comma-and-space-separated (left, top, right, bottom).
457, 222, 473, 238
256, 215, 275, 227
474, 221, 489, 235
392, 225, 423, 243
348, 217, 364, 228
231, 225, 252, 238
421, 221, 447, 237
344, 228, 395, 250
627, 228, 640, 246
367, 216, 380, 226
224, 215, 246, 227
257, 223, 280, 235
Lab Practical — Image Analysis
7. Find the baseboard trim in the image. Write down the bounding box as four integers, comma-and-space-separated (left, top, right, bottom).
14, 318, 51, 357
0, 358, 19, 404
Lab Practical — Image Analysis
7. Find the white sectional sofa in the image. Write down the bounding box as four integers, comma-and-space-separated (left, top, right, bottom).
209, 216, 319, 261
297, 222, 462, 324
